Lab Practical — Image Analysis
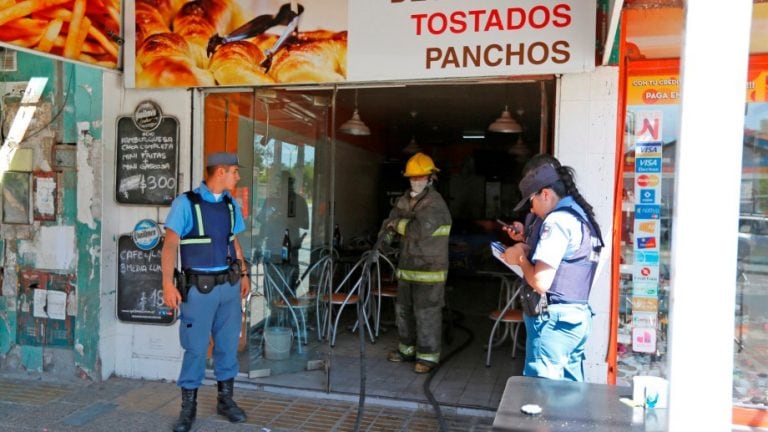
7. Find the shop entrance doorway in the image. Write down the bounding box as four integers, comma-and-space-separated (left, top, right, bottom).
201, 80, 555, 410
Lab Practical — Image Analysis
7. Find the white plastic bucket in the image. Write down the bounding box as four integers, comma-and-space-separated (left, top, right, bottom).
264, 326, 292, 360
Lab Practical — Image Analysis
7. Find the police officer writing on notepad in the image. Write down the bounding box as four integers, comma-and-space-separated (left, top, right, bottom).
501, 157, 604, 382
162, 152, 249, 432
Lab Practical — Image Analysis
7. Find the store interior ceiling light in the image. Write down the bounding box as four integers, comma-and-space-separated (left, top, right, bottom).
339, 89, 371, 136
462, 130, 485, 139
508, 135, 530, 156
402, 136, 422, 154
488, 105, 522, 133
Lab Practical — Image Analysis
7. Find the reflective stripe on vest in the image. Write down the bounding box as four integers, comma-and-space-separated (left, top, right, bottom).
180, 238, 211, 245
432, 225, 451, 236
397, 269, 447, 283
396, 218, 410, 235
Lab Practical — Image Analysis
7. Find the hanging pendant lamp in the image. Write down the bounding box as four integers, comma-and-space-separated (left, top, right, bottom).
339, 89, 371, 136
488, 105, 522, 133
402, 136, 421, 154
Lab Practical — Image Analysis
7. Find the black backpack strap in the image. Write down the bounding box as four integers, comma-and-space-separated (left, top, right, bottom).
184, 191, 204, 237
185, 191, 201, 205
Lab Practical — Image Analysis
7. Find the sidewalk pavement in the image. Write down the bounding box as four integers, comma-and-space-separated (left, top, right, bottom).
0, 375, 495, 432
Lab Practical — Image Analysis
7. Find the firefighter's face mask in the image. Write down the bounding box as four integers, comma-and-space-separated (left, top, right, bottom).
409, 177, 429, 196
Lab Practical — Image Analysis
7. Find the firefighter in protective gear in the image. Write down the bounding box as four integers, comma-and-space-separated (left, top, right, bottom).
383, 152, 452, 374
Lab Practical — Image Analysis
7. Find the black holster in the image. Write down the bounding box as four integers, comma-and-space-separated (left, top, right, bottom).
227, 259, 242, 285
521, 283, 548, 317
174, 269, 189, 303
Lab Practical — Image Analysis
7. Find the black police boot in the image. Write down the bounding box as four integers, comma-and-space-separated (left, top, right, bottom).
172, 388, 197, 432
216, 379, 247, 423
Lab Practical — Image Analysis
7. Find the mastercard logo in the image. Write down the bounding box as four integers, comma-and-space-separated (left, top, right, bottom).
637, 174, 660, 187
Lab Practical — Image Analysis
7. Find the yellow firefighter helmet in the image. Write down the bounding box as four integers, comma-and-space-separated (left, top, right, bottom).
403, 152, 440, 177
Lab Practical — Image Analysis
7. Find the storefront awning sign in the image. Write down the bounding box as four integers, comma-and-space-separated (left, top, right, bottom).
348, 0, 597, 81
129, 0, 596, 88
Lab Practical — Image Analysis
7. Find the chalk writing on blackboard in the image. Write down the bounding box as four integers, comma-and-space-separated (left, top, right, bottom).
116, 235, 176, 324
116, 115, 179, 205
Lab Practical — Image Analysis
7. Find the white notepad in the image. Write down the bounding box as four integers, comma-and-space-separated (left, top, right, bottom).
490, 241, 523, 277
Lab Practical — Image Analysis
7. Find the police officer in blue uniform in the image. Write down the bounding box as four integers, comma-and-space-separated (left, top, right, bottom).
162, 152, 250, 432
502, 158, 604, 382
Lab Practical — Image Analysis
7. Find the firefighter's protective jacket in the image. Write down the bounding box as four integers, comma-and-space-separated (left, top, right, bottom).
384, 186, 452, 283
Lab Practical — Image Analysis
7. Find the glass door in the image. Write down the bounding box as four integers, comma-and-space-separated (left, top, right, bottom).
203, 88, 332, 379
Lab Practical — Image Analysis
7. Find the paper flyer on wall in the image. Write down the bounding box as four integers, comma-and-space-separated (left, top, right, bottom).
490, 241, 523, 277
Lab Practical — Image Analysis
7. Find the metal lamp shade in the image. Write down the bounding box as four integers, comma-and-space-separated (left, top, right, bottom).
339, 109, 371, 136
488, 107, 522, 133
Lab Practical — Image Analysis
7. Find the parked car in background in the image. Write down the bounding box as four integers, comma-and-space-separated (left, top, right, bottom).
738, 213, 768, 265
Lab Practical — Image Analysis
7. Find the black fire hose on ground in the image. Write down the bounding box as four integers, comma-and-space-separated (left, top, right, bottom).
423, 307, 474, 432
346, 244, 475, 432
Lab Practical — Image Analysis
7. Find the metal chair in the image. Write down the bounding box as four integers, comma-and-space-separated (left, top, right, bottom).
370, 252, 398, 337
486, 277, 524, 367
320, 250, 377, 347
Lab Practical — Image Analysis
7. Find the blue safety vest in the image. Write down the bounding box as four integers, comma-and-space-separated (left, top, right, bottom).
533, 206, 602, 305
179, 191, 236, 270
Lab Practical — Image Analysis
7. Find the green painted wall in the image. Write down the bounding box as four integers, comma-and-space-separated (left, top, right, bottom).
0, 51, 103, 379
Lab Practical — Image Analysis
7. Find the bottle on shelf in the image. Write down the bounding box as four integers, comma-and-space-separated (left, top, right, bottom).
333, 224, 342, 249
281, 228, 291, 263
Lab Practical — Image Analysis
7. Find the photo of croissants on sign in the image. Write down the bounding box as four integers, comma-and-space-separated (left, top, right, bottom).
0, 0, 121, 68
135, 0, 347, 88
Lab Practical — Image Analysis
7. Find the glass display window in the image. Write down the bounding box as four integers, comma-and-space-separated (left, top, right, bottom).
619, 56, 768, 412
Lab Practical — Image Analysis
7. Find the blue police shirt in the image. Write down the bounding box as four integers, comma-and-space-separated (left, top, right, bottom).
165, 182, 246, 272
531, 196, 586, 270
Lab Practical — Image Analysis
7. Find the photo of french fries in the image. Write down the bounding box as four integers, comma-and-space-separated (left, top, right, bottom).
0, 0, 120, 68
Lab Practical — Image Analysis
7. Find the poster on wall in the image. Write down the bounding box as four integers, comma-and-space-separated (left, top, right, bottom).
16, 270, 76, 347
132, 0, 347, 88
0, 0, 121, 69
128, 0, 596, 88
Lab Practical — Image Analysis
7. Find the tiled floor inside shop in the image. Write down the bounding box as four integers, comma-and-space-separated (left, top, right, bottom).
241, 274, 524, 411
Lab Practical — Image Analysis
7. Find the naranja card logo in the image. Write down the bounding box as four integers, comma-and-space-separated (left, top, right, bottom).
636, 174, 660, 187
638, 221, 656, 233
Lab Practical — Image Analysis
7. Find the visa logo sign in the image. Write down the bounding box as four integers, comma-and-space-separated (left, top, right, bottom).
638, 189, 656, 204
637, 237, 658, 249
636, 142, 662, 156
635, 205, 660, 220
636, 157, 661, 173
638, 221, 656, 233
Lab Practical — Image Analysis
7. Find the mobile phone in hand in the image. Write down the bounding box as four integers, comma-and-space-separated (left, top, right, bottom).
496, 219, 519, 234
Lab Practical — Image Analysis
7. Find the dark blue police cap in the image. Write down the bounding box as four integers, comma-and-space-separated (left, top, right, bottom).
206, 152, 240, 167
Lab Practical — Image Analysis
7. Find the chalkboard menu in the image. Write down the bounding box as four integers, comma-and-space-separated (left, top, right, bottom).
116, 115, 179, 205
116, 235, 176, 324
